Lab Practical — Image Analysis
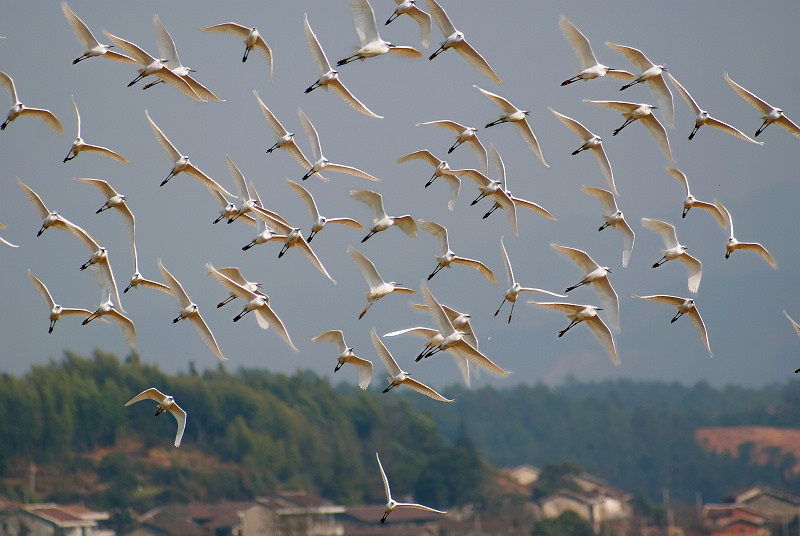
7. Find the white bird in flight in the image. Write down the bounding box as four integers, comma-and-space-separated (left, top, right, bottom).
209, 266, 266, 309
285, 179, 363, 242
298, 108, 380, 182
419, 219, 497, 284
580, 185, 635, 268
528, 301, 619, 365
416, 119, 488, 174
409, 301, 479, 351
376, 452, 447, 523
475, 85, 548, 168
424, 0, 502, 84
725, 73, 800, 140
384, 0, 432, 48
224, 155, 264, 224
61, 2, 136, 65
125, 388, 186, 448
664, 167, 725, 227
349, 189, 417, 242
199, 22, 273, 81
641, 218, 702, 293
102, 31, 204, 102
337, 0, 423, 66
495, 236, 566, 324
550, 108, 617, 195
145, 110, 234, 196
606, 42, 673, 128
0, 70, 63, 135
29, 271, 103, 333
634, 294, 712, 358
457, 164, 518, 237
784, 311, 800, 373
18, 178, 81, 238
64, 97, 129, 164
371, 328, 452, 402
584, 100, 673, 161
395, 149, 462, 210
667, 72, 760, 144
82, 293, 137, 348
714, 201, 777, 269
383, 326, 469, 385
303, 14, 382, 119
158, 259, 227, 361
210, 190, 256, 227
347, 245, 416, 319
312, 330, 373, 390
0, 222, 17, 248
558, 16, 633, 86
206, 263, 297, 351
551, 244, 619, 332
124, 244, 171, 295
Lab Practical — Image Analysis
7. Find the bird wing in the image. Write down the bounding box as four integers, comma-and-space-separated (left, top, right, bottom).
640, 114, 673, 161
350, 356, 373, 390
394, 503, 447, 514
420, 283, 456, 336
407, 6, 432, 48
167, 403, 187, 447
499, 236, 515, 286
326, 217, 363, 230
558, 16, 597, 69
304, 14, 332, 71
189, 312, 226, 361
451, 257, 497, 284
225, 155, 250, 201
106, 308, 137, 348
384, 326, 440, 339
294, 239, 337, 283
182, 74, 224, 103
617, 218, 635, 268
125, 387, 167, 406
465, 137, 488, 175
312, 329, 348, 354
61, 307, 102, 320
665, 166, 691, 198
152, 68, 205, 102
297, 108, 323, 162
90, 259, 124, 315
440, 173, 461, 211
252, 35, 273, 82
667, 72, 701, 116
785, 311, 800, 339
348, 0, 381, 46
157, 260, 193, 307
692, 200, 727, 229
528, 301, 586, 316
375, 452, 392, 502
737, 242, 777, 269
285, 179, 321, 220
206, 263, 256, 301
419, 219, 448, 255
17, 178, 50, 219
713, 201, 734, 239
20, 107, 65, 135
28, 271, 56, 310
580, 185, 617, 215
589, 145, 616, 195
61, 218, 100, 252
474, 85, 516, 114
678, 252, 702, 294
604, 42, 654, 73
371, 328, 401, 377
386, 45, 423, 60
198, 22, 250, 38
347, 245, 384, 289
423, 0, 456, 37
511, 195, 556, 221
397, 149, 441, 168
489, 144, 506, 189
777, 115, 800, 139
585, 315, 619, 365
329, 79, 383, 119
633, 294, 685, 307
392, 215, 418, 237
551, 244, 600, 274
254, 90, 291, 138
518, 288, 568, 298
513, 119, 549, 168
641, 218, 678, 249
454, 168, 491, 188
325, 163, 381, 181
449, 341, 508, 377
183, 164, 235, 198
61, 2, 99, 49
583, 99, 639, 113
153, 15, 181, 68
0, 70, 18, 105
349, 189, 386, 222
145, 110, 181, 162
593, 277, 620, 332
402, 377, 453, 402
255, 303, 297, 351
81, 143, 130, 164
454, 41, 502, 84
102, 31, 157, 66
687, 306, 712, 357
71, 95, 81, 137
140, 278, 172, 294
646, 75, 674, 128
549, 108, 594, 140
494, 190, 519, 237
704, 116, 763, 145
724, 73, 773, 114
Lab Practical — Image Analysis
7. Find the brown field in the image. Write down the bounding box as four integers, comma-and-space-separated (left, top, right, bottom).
696, 426, 800, 474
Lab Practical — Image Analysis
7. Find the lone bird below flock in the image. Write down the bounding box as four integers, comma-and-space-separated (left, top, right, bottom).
125, 388, 186, 448
376, 452, 447, 523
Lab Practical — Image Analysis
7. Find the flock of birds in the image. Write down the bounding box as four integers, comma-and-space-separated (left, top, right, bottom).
1, 0, 799, 517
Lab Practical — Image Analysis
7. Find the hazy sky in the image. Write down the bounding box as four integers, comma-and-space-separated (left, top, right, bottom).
1, 0, 798, 393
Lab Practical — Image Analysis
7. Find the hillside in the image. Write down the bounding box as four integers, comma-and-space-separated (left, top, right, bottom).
696, 426, 800, 475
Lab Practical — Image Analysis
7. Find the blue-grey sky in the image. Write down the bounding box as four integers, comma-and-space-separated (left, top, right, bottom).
1, 0, 798, 391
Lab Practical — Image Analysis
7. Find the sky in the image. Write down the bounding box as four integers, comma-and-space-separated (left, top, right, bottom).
0, 0, 799, 393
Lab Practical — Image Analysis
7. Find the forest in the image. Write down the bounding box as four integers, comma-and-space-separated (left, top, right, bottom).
1, 350, 798, 514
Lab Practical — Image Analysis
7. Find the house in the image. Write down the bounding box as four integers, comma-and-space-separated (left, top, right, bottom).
0, 502, 112, 536
507, 465, 541, 488
685, 503, 772, 536
725, 485, 800, 521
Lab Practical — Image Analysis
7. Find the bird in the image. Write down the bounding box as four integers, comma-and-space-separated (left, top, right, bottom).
549, 108, 617, 195
641, 218, 702, 293
145, 15, 224, 102
409, 301, 479, 351
241, 207, 287, 252
312, 330, 373, 390
206, 263, 297, 351
424, 0, 502, 84
145, 110, 234, 196
634, 294, 712, 358
418, 283, 510, 378
418, 219, 497, 283
475, 85, 548, 168
0, 222, 17, 248
371, 329, 452, 402
395, 149, 462, 210
157, 259, 227, 361
0, 71, 63, 135
224, 155, 263, 224
784, 311, 800, 372
551, 244, 619, 332
28, 271, 103, 333
456, 163, 518, 237
18, 178, 82, 238
349, 189, 417, 242
124, 388, 186, 448
208, 266, 266, 308
383, 326, 469, 384
558, 16, 633, 86
254, 90, 324, 178
61, 2, 136, 65
667, 72, 761, 144
495, 236, 566, 323
713, 201, 777, 269
210, 190, 256, 226
124, 244, 171, 295
64, 97, 129, 163
528, 301, 619, 365
298, 108, 380, 182
337, 0, 423, 65
579, 185, 635, 268
347, 245, 416, 319
725, 73, 800, 139
303, 14, 382, 119
376, 452, 447, 523
415, 119, 488, 174
199, 22, 273, 81
664, 167, 725, 227
606, 42, 673, 128
285, 179, 363, 242
102, 31, 204, 101
584, 100, 673, 161
82, 293, 137, 348
384, 0, 432, 48
73, 178, 136, 261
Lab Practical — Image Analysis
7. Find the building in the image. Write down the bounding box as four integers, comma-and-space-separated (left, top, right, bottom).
0, 502, 112, 536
